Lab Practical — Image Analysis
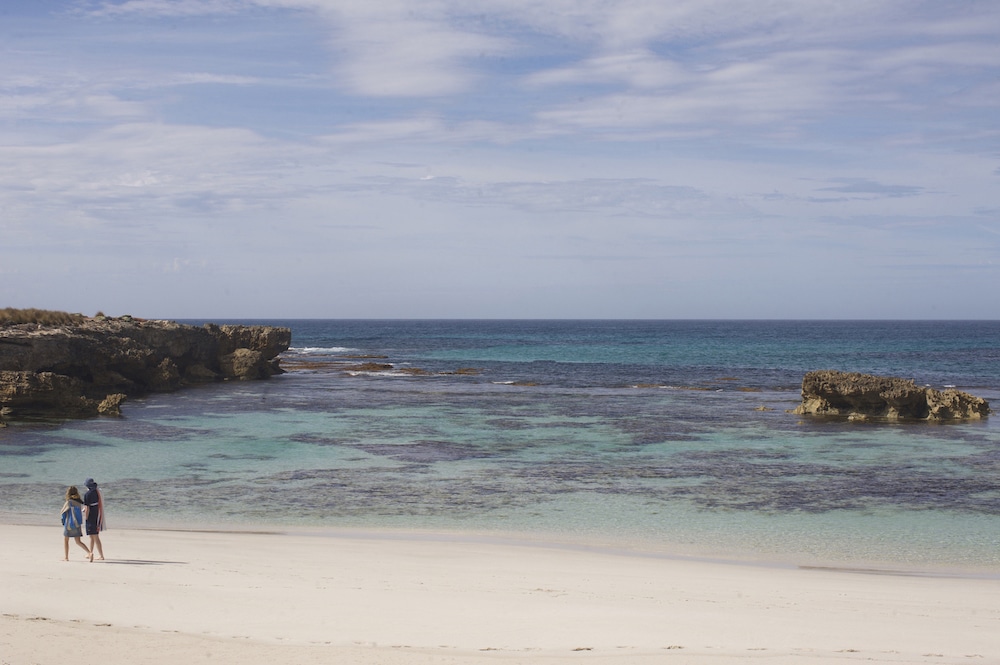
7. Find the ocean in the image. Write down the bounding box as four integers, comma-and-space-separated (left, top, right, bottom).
2, 320, 999, 573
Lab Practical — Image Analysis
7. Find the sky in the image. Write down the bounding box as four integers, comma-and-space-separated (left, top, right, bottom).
1, 0, 999, 319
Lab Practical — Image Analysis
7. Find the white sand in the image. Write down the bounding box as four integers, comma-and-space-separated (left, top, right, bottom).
2, 523, 998, 664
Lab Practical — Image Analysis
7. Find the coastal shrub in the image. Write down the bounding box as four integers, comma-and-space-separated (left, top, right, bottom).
0, 308, 87, 326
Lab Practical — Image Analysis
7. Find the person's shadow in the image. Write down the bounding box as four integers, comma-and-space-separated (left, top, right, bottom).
98, 560, 187, 566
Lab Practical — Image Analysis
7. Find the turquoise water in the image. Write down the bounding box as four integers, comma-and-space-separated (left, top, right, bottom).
2, 320, 999, 573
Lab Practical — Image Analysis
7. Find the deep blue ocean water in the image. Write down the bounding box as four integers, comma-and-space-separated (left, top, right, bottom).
2, 320, 999, 572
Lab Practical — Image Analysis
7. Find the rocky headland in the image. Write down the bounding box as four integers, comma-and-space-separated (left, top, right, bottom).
0, 312, 290, 423
792, 370, 991, 421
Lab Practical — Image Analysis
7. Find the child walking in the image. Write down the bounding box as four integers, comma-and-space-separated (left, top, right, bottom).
60, 486, 91, 561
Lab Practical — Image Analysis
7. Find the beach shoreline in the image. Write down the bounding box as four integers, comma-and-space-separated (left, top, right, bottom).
3, 522, 998, 664
6, 509, 999, 579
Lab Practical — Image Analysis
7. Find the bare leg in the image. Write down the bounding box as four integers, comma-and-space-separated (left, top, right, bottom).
63, 537, 69, 561
74, 537, 91, 558
89, 534, 104, 560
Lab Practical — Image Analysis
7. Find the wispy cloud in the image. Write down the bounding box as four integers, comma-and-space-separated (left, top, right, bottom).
816, 178, 926, 199
350, 176, 745, 221
83, 0, 247, 17
321, 8, 510, 97
3, 0, 998, 317
0, 122, 321, 228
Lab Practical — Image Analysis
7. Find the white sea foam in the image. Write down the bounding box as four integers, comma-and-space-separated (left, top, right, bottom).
287, 346, 355, 354
346, 370, 409, 378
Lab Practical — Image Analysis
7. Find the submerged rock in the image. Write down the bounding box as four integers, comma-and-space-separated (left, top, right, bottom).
0, 317, 290, 422
792, 370, 990, 421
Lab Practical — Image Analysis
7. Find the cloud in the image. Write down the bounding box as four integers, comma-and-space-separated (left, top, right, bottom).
72, 1, 1000, 137
0, 81, 149, 125
527, 35, 995, 136
0, 122, 322, 231
166, 73, 262, 86
325, 14, 508, 97
83, 0, 247, 17
525, 50, 690, 90
318, 117, 529, 145
351, 176, 744, 220
6, 0, 1000, 317
816, 178, 925, 199
86, 1, 512, 98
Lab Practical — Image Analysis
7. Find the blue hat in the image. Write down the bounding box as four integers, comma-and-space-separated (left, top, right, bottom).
85, 478, 97, 488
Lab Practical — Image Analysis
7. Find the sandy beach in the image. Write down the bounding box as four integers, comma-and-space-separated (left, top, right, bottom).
2, 523, 998, 664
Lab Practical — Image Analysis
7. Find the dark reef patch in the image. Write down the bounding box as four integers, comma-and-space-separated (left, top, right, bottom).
289, 433, 354, 446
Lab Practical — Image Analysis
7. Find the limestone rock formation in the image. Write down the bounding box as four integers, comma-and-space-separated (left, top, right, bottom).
0, 317, 290, 422
792, 370, 990, 421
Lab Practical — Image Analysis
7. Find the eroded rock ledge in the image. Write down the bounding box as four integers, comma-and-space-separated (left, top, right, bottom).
792, 370, 990, 421
1, 318, 290, 423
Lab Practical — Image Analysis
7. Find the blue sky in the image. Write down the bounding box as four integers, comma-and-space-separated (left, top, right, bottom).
2, 0, 999, 319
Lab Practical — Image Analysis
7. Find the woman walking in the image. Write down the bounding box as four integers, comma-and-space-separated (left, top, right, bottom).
83, 478, 105, 561
60, 486, 91, 561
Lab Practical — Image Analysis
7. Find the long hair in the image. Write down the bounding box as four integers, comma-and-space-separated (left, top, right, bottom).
65, 486, 82, 502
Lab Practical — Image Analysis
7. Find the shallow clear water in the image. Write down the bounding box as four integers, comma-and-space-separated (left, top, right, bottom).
2, 320, 999, 572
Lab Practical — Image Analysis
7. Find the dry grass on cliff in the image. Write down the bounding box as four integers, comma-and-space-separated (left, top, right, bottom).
0, 308, 88, 326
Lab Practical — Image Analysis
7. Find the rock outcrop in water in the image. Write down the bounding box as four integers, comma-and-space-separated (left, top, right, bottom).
792, 370, 990, 421
0, 316, 290, 423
